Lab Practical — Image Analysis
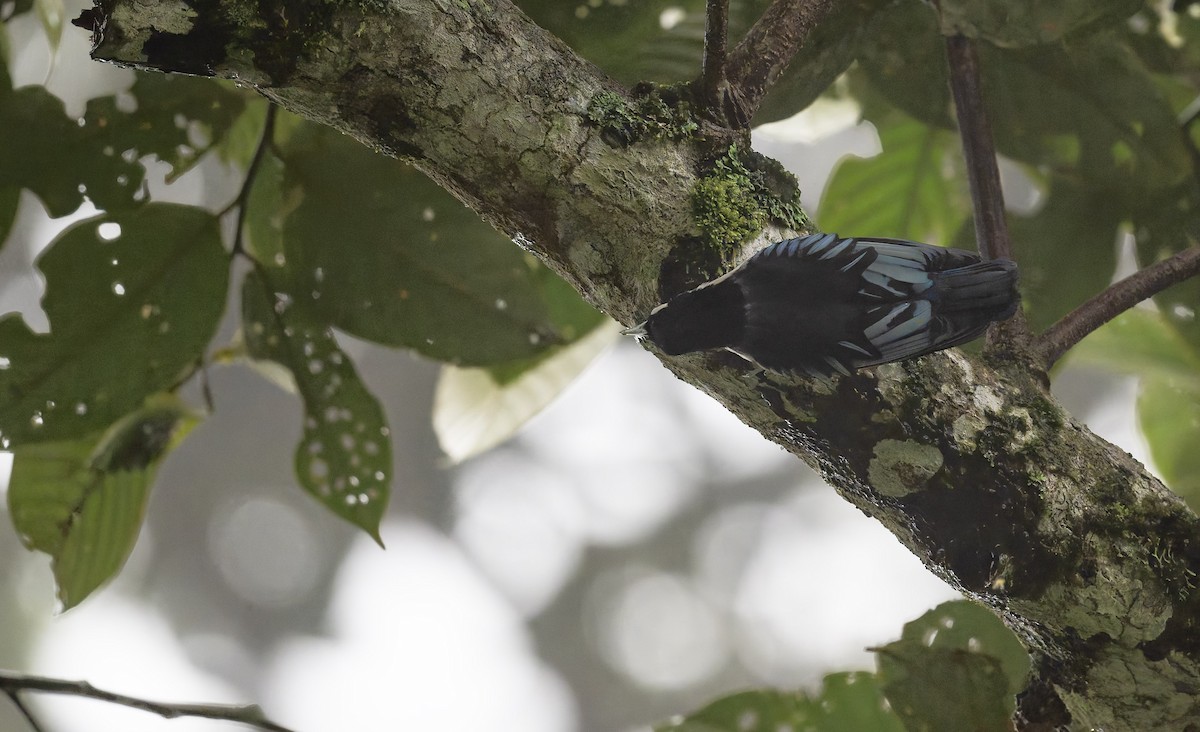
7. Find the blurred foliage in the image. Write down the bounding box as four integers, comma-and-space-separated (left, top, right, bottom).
662, 600, 1027, 732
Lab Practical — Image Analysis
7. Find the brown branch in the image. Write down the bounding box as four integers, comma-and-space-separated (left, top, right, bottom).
723, 0, 835, 126
941, 32, 1034, 354
943, 35, 1010, 263
0, 671, 295, 732
2, 689, 44, 732
699, 0, 732, 125
1037, 246, 1200, 367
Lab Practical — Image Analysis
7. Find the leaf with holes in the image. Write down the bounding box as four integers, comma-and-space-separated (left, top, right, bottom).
819, 112, 968, 244
270, 123, 597, 366
874, 600, 1030, 730
0, 203, 228, 447
84, 74, 250, 182
0, 75, 248, 216
241, 270, 390, 542
7, 395, 199, 609
656, 672, 905, 732
0, 86, 143, 215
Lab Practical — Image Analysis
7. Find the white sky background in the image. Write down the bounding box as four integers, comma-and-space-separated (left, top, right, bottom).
0, 7, 1158, 732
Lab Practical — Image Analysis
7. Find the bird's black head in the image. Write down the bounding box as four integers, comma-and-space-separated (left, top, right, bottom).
642, 280, 746, 356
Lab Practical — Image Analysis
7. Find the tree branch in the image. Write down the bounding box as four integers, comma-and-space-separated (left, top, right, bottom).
3, 688, 45, 732
943, 35, 1010, 263
941, 32, 1033, 354
0, 671, 295, 731
723, 0, 835, 126
698, 0, 733, 126
81, 0, 1200, 727
1037, 246, 1200, 367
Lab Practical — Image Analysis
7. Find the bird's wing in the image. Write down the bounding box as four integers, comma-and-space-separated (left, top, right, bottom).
741, 234, 1014, 375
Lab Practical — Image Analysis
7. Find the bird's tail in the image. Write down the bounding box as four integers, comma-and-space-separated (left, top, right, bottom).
933, 258, 1020, 316
927, 258, 1020, 349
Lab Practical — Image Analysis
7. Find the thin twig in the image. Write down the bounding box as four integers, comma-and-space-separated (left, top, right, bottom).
3, 689, 45, 732
0, 671, 296, 732
1038, 247, 1200, 367
723, 0, 835, 126
699, 0, 731, 125
224, 103, 279, 257
199, 357, 216, 413
943, 34, 1010, 262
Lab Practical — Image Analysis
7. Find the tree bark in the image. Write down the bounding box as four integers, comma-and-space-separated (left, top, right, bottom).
81, 0, 1200, 728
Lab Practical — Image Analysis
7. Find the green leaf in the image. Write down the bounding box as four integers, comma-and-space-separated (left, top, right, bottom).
214, 99, 272, 170
874, 600, 1030, 732
854, 6, 1190, 196
7, 394, 199, 609
0, 204, 229, 446
853, 2, 953, 130
1132, 181, 1200, 350
1069, 309, 1200, 382
1139, 376, 1200, 505
0, 76, 249, 216
656, 672, 905, 732
1004, 182, 1121, 332
241, 269, 390, 542
516, 0, 707, 84
980, 37, 1190, 195
819, 112, 968, 243
83, 74, 250, 182
272, 124, 593, 366
243, 150, 286, 267
0, 86, 143, 215
937, 0, 1139, 47
433, 319, 619, 463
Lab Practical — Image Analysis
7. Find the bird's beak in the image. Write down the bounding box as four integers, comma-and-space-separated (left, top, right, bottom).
622, 321, 648, 337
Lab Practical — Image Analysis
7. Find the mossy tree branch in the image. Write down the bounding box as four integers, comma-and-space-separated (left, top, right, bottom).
76, 0, 1200, 728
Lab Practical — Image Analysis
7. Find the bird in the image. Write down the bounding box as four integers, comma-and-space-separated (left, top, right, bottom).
624, 232, 1020, 378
